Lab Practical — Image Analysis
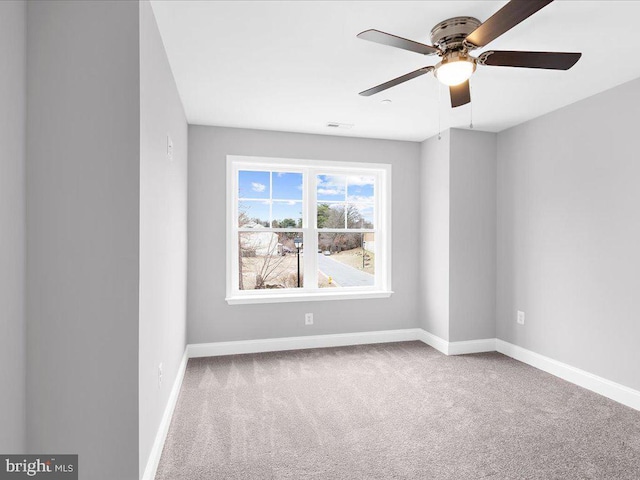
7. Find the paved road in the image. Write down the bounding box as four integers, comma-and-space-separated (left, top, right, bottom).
317, 253, 374, 287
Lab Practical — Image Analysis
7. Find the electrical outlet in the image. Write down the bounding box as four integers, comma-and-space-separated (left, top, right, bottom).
158, 363, 163, 388
305, 313, 313, 325
517, 311, 525, 325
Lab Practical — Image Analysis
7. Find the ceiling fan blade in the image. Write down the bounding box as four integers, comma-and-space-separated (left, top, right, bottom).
359, 66, 434, 97
465, 0, 554, 48
357, 29, 440, 55
479, 50, 581, 70
450, 80, 471, 108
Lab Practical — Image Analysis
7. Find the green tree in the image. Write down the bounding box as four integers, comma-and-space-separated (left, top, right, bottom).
279, 218, 297, 228
317, 203, 330, 228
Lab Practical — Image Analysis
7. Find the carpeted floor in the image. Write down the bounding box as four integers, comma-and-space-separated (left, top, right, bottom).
155, 341, 640, 479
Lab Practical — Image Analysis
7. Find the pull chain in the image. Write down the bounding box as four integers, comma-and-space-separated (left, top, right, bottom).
469, 82, 474, 129
438, 83, 442, 140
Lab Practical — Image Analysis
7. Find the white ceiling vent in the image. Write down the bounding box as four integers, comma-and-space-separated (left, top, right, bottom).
326, 122, 354, 129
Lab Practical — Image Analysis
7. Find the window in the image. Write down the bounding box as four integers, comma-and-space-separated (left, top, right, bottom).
226, 155, 392, 304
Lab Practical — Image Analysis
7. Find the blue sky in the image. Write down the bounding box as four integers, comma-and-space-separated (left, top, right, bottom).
240, 171, 374, 203
273, 201, 302, 223
239, 199, 302, 226
240, 200, 270, 224
273, 172, 303, 199
239, 170, 302, 200
239, 170, 373, 226
317, 174, 374, 202
239, 170, 303, 225
239, 170, 270, 199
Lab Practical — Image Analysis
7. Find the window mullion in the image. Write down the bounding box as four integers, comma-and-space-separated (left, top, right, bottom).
303, 169, 318, 290
269, 172, 273, 227
229, 164, 238, 297
344, 176, 348, 229
377, 171, 386, 290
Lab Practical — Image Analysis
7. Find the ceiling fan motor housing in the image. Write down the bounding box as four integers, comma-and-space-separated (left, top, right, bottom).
430, 16, 481, 52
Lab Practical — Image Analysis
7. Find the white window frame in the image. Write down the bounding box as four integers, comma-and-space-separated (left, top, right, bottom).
226, 155, 392, 305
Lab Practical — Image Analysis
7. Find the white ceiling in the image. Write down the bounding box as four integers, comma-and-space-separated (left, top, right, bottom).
150, 1, 640, 142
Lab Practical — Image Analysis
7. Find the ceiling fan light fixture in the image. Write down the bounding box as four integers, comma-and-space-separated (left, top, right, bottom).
434, 53, 476, 86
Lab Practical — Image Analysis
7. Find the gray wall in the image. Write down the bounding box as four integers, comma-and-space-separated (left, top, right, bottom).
0, 0, 26, 453
26, 1, 140, 478
139, 1, 188, 477
497, 77, 640, 391
449, 129, 496, 341
188, 126, 420, 343
418, 131, 450, 340
419, 129, 496, 342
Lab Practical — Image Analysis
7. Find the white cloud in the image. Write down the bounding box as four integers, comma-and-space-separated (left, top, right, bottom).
318, 180, 342, 197
346, 175, 375, 186
317, 188, 343, 196
317, 175, 373, 199
354, 204, 374, 214
252, 182, 266, 193
317, 175, 344, 188
318, 175, 373, 187
347, 195, 375, 204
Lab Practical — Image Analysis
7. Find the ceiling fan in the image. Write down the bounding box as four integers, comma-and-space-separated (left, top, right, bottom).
357, 0, 581, 107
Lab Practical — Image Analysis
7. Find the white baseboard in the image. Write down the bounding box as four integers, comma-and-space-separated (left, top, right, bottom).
187, 328, 423, 358
496, 339, 640, 412
417, 330, 449, 354
141, 351, 189, 480
418, 330, 496, 356
418, 332, 640, 411
186, 328, 495, 359
448, 338, 497, 355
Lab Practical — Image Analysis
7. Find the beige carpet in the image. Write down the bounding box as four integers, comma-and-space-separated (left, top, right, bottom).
156, 341, 640, 479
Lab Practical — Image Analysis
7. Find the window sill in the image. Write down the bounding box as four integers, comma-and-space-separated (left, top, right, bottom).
226, 290, 394, 305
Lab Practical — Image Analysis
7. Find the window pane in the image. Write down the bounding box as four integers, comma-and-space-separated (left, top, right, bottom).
318, 203, 345, 229
239, 200, 270, 227
272, 201, 302, 228
273, 172, 302, 200
347, 175, 375, 202
239, 233, 303, 290
317, 174, 346, 201
317, 233, 375, 288
239, 170, 270, 199
347, 203, 374, 229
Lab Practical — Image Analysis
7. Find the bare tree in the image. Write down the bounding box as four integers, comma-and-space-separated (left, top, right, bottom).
238, 211, 250, 290
239, 231, 289, 289
253, 234, 287, 289
238, 208, 301, 290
